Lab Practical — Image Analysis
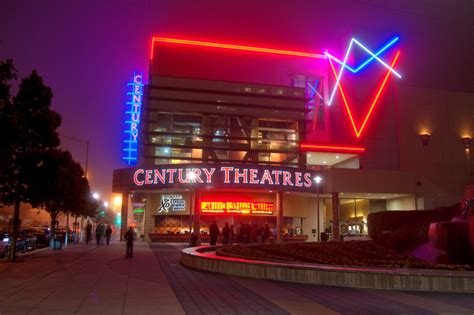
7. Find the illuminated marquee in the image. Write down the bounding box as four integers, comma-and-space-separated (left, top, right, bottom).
134, 166, 313, 187
114, 164, 319, 193
123, 72, 144, 166
201, 201, 274, 215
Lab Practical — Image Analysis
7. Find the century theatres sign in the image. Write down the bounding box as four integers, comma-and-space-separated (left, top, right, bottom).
112, 164, 320, 193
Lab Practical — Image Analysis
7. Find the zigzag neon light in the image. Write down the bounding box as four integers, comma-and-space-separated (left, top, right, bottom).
328, 51, 401, 138
326, 37, 402, 106
326, 36, 399, 73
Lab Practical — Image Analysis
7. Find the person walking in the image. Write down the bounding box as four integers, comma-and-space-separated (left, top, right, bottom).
124, 226, 135, 258
209, 221, 220, 246
256, 223, 263, 244
222, 222, 230, 245
105, 225, 112, 245
86, 222, 92, 245
229, 225, 235, 244
263, 224, 271, 243
95, 223, 102, 246
100, 224, 106, 246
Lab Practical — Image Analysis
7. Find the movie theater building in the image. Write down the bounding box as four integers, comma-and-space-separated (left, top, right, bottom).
112, 36, 473, 242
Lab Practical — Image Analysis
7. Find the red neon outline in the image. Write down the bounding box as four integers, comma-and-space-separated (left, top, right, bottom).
300, 144, 365, 153
328, 51, 400, 138
150, 37, 326, 60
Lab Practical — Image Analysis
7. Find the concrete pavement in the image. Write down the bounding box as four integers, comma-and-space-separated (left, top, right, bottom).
0, 241, 473, 314
0, 241, 183, 315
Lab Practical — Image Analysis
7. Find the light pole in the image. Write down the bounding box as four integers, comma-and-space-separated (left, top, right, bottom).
59, 134, 90, 245
314, 176, 322, 242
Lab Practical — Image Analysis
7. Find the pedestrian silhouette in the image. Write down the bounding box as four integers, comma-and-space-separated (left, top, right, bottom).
222, 222, 230, 245
105, 225, 112, 245
124, 226, 135, 258
209, 221, 220, 246
86, 222, 92, 245
95, 223, 103, 245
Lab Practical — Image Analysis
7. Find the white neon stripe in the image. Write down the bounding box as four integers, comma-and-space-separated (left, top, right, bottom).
327, 39, 354, 106
352, 38, 402, 78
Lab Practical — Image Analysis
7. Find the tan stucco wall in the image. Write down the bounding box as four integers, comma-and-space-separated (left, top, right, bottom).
398, 86, 474, 207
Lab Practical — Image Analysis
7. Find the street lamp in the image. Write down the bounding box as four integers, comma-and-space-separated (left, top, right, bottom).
103, 201, 109, 208
93, 193, 100, 200
59, 134, 90, 245
314, 176, 322, 241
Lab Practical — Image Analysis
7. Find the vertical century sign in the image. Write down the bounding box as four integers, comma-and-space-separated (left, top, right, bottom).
123, 72, 144, 166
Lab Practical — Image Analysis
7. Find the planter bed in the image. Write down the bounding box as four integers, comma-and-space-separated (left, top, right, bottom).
217, 241, 473, 271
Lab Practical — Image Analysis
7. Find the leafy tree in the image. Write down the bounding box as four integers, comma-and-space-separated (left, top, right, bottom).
0, 60, 17, 195
29, 149, 96, 242
0, 64, 61, 260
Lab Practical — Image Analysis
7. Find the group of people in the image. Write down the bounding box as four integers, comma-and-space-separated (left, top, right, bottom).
85, 222, 112, 246
208, 221, 273, 245
84, 222, 135, 258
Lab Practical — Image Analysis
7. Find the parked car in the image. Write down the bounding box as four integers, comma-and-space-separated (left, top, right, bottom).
27, 227, 50, 248
0, 234, 8, 258
20, 229, 37, 251
0, 232, 27, 257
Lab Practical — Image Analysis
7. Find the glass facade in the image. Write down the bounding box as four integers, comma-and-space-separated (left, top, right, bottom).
141, 77, 307, 167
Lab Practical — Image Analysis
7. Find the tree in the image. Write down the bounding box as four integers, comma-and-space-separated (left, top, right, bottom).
29, 149, 95, 243
0, 60, 17, 194
0, 65, 61, 260
96, 207, 116, 226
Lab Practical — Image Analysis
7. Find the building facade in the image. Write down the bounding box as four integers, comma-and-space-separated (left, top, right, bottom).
112, 36, 473, 242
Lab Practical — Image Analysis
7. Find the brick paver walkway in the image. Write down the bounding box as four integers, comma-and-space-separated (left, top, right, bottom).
0, 242, 472, 314
150, 244, 288, 315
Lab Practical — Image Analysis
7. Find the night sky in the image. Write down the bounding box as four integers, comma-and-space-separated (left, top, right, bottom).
1, 0, 473, 202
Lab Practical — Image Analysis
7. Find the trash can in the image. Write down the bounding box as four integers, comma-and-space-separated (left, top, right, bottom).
50, 239, 62, 250
190, 234, 199, 247
320, 232, 328, 242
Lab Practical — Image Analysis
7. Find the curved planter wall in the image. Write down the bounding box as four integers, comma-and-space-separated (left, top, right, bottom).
181, 246, 474, 293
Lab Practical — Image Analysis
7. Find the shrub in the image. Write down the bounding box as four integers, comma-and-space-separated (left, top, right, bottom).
368, 204, 460, 252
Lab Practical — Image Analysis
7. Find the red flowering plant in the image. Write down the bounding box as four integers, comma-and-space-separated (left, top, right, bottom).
461, 198, 474, 219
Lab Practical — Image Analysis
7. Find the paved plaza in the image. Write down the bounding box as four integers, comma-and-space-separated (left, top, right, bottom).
0, 241, 473, 315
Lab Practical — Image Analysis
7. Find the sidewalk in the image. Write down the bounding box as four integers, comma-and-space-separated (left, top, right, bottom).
0, 241, 184, 315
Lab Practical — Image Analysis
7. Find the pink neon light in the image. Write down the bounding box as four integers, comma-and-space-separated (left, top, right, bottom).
150, 37, 326, 60
300, 144, 366, 153
328, 51, 401, 138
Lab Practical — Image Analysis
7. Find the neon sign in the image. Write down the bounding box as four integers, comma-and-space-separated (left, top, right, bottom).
201, 201, 274, 215
123, 72, 144, 166
112, 164, 319, 193
328, 51, 400, 138
326, 36, 402, 106
134, 166, 313, 187
150, 37, 326, 60
299, 143, 365, 153
149, 35, 403, 141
